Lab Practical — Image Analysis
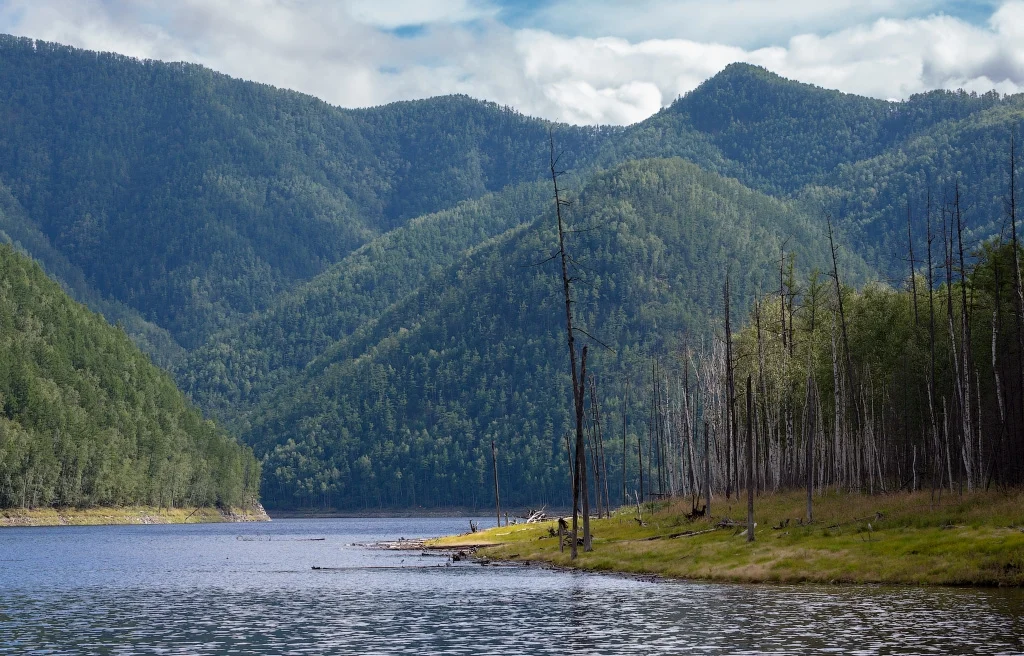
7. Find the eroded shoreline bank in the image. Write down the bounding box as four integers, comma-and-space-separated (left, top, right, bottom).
0, 503, 270, 527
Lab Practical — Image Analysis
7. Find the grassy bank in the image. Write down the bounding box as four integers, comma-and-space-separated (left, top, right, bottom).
0, 503, 270, 527
429, 490, 1024, 586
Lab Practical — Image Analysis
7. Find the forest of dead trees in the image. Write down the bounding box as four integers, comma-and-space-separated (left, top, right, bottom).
557, 137, 1024, 549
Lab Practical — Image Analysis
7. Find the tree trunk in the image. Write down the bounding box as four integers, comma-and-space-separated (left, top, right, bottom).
746, 375, 755, 542
549, 131, 590, 556
491, 439, 501, 527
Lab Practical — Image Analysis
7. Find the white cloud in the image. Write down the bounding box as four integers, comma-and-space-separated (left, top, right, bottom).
0, 0, 1022, 126
346, 0, 498, 29
524, 0, 946, 47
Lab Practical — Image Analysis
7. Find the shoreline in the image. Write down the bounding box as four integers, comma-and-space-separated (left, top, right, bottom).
0, 503, 271, 527
427, 490, 1024, 587
267, 507, 569, 520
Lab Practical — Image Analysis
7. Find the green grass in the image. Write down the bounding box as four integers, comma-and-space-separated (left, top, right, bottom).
430, 490, 1024, 585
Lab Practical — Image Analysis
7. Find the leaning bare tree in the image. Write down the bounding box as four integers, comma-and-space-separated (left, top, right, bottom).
549, 129, 591, 557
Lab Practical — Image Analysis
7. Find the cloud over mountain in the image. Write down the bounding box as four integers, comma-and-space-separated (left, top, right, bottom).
1, 0, 1021, 124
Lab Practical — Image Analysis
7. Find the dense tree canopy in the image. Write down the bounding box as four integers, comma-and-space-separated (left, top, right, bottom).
243, 159, 864, 509
2, 36, 1023, 510
0, 35, 612, 349
0, 245, 259, 509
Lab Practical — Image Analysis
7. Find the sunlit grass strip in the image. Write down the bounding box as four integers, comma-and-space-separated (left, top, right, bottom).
0, 505, 269, 527
429, 490, 1024, 586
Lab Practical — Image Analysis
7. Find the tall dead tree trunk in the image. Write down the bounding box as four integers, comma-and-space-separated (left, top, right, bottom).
491, 440, 502, 527
1010, 132, 1024, 484
927, 191, 940, 500
746, 375, 755, 542
955, 183, 975, 489
942, 207, 963, 493
992, 242, 1007, 487
564, 431, 574, 503
683, 361, 698, 502
578, 347, 591, 550
637, 433, 644, 505
600, 402, 612, 514
805, 370, 816, 523
622, 379, 629, 507
908, 202, 920, 327
586, 385, 600, 519
549, 130, 590, 556
827, 217, 859, 462
704, 421, 712, 515
725, 274, 737, 498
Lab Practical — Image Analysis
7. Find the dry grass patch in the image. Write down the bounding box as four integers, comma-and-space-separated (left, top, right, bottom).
0, 505, 268, 527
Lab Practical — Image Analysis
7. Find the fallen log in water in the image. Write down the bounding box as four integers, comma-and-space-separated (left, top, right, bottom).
370, 539, 428, 550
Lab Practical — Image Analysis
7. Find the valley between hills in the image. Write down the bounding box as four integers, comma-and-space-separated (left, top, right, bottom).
1, 34, 1023, 551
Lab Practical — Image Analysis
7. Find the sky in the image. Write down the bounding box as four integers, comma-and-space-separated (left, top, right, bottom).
0, 0, 1022, 125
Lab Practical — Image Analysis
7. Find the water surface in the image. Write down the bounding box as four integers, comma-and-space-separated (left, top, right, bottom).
1, 517, 1022, 654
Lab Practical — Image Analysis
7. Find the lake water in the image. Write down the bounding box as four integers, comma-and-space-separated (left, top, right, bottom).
1, 517, 1022, 654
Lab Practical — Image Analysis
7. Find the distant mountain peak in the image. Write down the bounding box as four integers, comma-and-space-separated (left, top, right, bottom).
677, 62, 850, 112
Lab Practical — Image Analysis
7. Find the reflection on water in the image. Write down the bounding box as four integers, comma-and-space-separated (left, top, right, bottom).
1, 517, 1022, 654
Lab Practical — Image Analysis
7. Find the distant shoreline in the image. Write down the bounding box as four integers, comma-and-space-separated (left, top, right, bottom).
267, 507, 569, 520
0, 504, 270, 528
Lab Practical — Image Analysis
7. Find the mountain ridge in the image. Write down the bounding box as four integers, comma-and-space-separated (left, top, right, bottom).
3, 35, 1023, 509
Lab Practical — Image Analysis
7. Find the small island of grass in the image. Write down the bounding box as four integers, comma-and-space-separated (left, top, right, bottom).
429, 490, 1024, 586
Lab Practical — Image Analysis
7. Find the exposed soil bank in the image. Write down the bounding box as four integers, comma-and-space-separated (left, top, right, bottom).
0, 503, 270, 527
429, 490, 1024, 586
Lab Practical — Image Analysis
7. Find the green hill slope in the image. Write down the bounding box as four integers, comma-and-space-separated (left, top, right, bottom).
243, 158, 868, 509
0, 178, 185, 368
5, 37, 1023, 511
0, 244, 258, 509
597, 64, 1005, 195
804, 98, 1024, 267
178, 180, 558, 427
607, 65, 1022, 274
0, 35, 612, 348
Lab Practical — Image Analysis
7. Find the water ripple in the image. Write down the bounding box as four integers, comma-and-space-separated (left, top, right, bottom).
1, 518, 1022, 655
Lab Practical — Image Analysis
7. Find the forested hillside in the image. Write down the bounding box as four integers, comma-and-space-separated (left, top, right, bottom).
244, 159, 867, 509
179, 180, 559, 427
0, 244, 259, 509
3, 35, 1023, 510
603, 65, 1024, 268
0, 34, 612, 349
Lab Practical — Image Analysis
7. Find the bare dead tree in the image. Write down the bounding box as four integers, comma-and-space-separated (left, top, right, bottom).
491, 439, 502, 527
827, 217, 859, 449
908, 202, 920, 326
955, 183, 975, 489
746, 374, 755, 542
600, 396, 612, 514
804, 369, 817, 522
1009, 131, 1024, 483
927, 191, 940, 500
725, 273, 738, 498
549, 129, 590, 556
622, 378, 629, 506
704, 420, 712, 515
943, 205, 961, 492
637, 433, 644, 505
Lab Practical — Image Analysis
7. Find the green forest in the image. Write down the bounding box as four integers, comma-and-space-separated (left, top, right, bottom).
0, 244, 259, 509
1, 35, 1023, 510
727, 235, 1024, 496
244, 158, 864, 509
